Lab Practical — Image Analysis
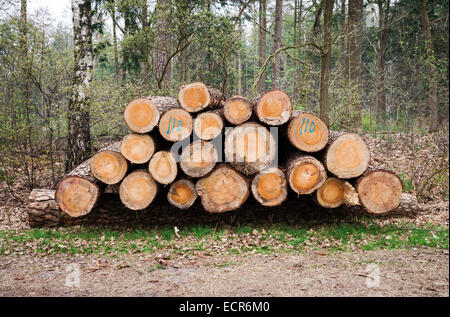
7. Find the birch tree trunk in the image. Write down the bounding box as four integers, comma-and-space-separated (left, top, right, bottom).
376, 0, 390, 121
66, 0, 93, 172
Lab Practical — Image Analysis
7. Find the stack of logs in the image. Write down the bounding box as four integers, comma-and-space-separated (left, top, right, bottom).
28, 82, 417, 227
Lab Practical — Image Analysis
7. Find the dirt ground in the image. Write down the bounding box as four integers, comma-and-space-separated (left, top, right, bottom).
0, 248, 447, 297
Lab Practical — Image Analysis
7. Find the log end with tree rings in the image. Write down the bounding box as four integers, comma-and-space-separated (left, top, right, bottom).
123, 98, 160, 133
254, 89, 292, 126
193, 111, 224, 140
158, 108, 193, 142
167, 179, 198, 209
196, 165, 249, 213
287, 111, 329, 152
178, 82, 211, 112
119, 170, 158, 210
224, 122, 277, 175
120, 133, 155, 164
251, 167, 288, 207
326, 133, 370, 178
55, 176, 100, 217
287, 155, 327, 195
356, 169, 403, 214
180, 140, 218, 178
223, 96, 253, 125
89, 150, 128, 184
148, 150, 178, 185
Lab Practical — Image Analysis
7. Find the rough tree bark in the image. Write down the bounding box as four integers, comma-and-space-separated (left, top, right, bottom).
257, 0, 267, 94
66, 0, 93, 173
376, 0, 390, 121
154, 0, 172, 91
272, 0, 283, 89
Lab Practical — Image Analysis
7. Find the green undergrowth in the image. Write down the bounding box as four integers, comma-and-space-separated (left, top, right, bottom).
0, 219, 448, 257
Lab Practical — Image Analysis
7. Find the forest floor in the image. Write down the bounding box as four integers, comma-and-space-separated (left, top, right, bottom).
0, 132, 448, 297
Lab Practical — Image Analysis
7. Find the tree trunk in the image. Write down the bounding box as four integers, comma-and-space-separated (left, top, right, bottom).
347, 0, 363, 130
376, 0, 389, 121
253, 89, 292, 126
223, 96, 253, 125
287, 154, 327, 195
293, 0, 303, 106
148, 150, 178, 185
119, 170, 158, 210
193, 110, 224, 140
286, 110, 329, 152
196, 164, 249, 213
178, 82, 225, 113
257, 0, 267, 94
319, 0, 334, 127
224, 122, 277, 175
272, 0, 283, 89
167, 179, 198, 209
120, 133, 155, 164
251, 167, 288, 207
110, 1, 119, 81
180, 140, 218, 178
154, 0, 172, 90
340, 0, 347, 80
420, 0, 439, 132
66, 0, 93, 172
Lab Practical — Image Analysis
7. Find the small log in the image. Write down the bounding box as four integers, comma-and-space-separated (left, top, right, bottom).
253, 89, 292, 126
193, 110, 224, 140
356, 169, 403, 214
287, 110, 329, 152
119, 170, 158, 210
316, 177, 359, 208
223, 95, 253, 125
251, 167, 288, 207
123, 96, 179, 133
120, 133, 155, 164
196, 164, 249, 213
180, 140, 218, 178
167, 179, 198, 209
224, 122, 277, 175
90, 149, 128, 184
158, 108, 193, 142
28, 189, 62, 227
287, 154, 327, 195
148, 150, 178, 185
323, 131, 370, 179
178, 82, 225, 113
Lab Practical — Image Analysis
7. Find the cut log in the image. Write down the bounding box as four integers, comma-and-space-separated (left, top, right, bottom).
316, 177, 359, 208
167, 179, 198, 209
193, 110, 224, 140
196, 164, 249, 213
287, 154, 327, 195
178, 82, 225, 113
253, 89, 292, 126
287, 110, 329, 152
223, 95, 253, 125
324, 131, 371, 179
119, 170, 158, 210
356, 169, 403, 214
224, 122, 277, 175
251, 167, 288, 207
90, 150, 128, 184
158, 108, 193, 142
120, 133, 155, 164
28, 189, 63, 227
148, 150, 178, 185
180, 140, 218, 178
55, 159, 101, 218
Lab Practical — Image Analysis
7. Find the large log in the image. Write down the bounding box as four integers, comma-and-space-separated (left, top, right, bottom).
196, 164, 249, 213
223, 95, 253, 125
178, 82, 225, 113
148, 150, 178, 185
251, 167, 288, 207
287, 110, 329, 152
90, 145, 128, 184
316, 177, 359, 208
193, 110, 224, 140
180, 140, 218, 178
119, 170, 158, 210
167, 179, 198, 209
120, 133, 155, 164
287, 154, 327, 195
355, 169, 403, 214
224, 122, 277, 175
253, 89, 292, 126
158, 108, 193, 142
123, 96, 179, 133
323, 131, 370, 179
